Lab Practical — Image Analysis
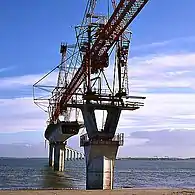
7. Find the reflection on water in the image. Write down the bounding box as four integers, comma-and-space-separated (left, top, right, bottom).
42, 165, 74, 189
0, 158, 86, 190
41, 159, 86, 189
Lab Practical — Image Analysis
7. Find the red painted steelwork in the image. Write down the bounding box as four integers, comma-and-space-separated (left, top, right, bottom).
51, 0, 148, 122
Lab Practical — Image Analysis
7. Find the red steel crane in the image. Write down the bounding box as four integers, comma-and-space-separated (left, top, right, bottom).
51, 0, 148, 122
33, 0, 148, 124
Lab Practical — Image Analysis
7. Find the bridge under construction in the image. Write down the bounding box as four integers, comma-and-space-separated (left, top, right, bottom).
33, 0, 149, 190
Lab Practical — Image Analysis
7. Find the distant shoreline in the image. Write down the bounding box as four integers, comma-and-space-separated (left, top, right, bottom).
116, 157, 195, 160
1, 157, 195, 160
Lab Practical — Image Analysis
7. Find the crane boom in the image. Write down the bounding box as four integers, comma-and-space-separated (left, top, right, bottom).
51, 0, 148, 122
91, 0, 148, 72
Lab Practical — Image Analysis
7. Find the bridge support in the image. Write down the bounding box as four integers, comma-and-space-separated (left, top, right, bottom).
65, 146, 85, 161
53, 142, 65, 172
83, 140, 119, 190
45, 120, 84, 168
80, 105, 124, 190
49, 142, 54, 167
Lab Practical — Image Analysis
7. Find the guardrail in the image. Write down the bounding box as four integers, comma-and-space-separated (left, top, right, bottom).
80, 133, 124, 146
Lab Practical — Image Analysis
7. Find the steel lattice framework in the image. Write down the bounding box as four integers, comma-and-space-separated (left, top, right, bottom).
33, 0, 148, 125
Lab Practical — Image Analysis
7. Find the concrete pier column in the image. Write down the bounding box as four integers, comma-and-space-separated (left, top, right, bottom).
65, 148, 67, 161
74, 151, 76, 160
49, 143, 54, 167
70, 150, 73, 160
84, 141, 119, 190
80, 153, 83, 159
67, 149, 69, 161
65, 148, 68, 161
53, 142, 65, 172
80, 103, 125, 189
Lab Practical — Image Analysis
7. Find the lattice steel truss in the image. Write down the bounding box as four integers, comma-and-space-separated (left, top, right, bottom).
33, 0, 148, 124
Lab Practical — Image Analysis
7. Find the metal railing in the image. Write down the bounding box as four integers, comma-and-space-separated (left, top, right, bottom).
112, 133, 124, 146
80, 133, 124, 146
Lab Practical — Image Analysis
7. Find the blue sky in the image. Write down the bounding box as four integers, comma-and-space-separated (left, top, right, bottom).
1, 0, 195, 157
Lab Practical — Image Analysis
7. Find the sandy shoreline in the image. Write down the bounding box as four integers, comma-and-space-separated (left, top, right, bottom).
0, 189, 195, 195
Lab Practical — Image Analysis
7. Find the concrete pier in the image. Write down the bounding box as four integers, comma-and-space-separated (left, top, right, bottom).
84, 141, 119, 190
81, 134, 124, 190
65, 146, 85, 161
80, 105, 125, 190
45, 121, 84, 170
48, 143, 54, 167
48, 143, 84, 169
53, 142, 65, 172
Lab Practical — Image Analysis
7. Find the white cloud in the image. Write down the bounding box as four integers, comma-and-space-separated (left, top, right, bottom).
131, 53, 195, 68
132, 36, 195, 51
0, 72, 58, 89
117, 93, 195, 138
1, 36, 195, 157
129, 53, 195, 76
127, 52, 195, 92
103, 51, 195, 92
173, 115, 195, 120
0, 97, 47, 133
1, 52, 195, 93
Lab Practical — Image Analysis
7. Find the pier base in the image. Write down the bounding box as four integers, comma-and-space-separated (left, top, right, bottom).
53, 142, 65, 172
84, 140, 119, 190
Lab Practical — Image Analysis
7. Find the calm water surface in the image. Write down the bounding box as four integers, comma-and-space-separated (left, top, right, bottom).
0, 158, 195, 189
